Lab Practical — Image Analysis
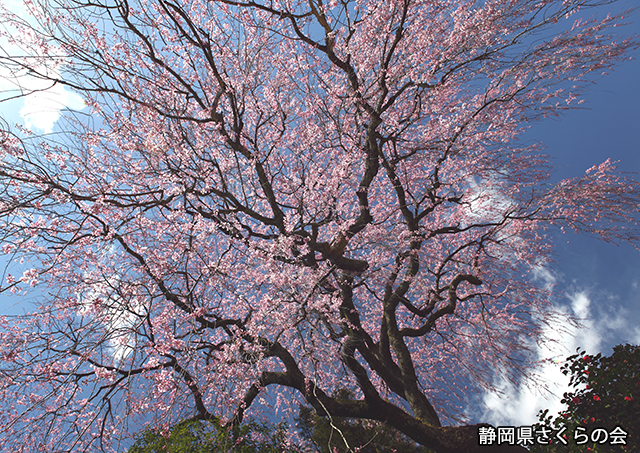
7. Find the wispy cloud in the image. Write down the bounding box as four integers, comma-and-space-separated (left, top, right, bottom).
17, 78, 85, 133
475, 276, 638, 427
0, 0, 85, 132
77, 273, 143, 363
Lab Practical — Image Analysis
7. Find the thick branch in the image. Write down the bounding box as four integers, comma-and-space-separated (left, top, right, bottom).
231, 339, 527, 453
400, 274, 483, 337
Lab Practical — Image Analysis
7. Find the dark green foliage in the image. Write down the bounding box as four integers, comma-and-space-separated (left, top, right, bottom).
532, 344, 639, 452
128, 418, 300, 453
129, 405, 434, 453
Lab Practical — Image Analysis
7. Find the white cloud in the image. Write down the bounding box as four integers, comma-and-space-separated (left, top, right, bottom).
18, 79, 85, 133
464, 176, 513, 226
0, 0, 85, 133
570, 292, 590, 320
77, 244, 147, 363
477, 288, 636, 427
78, 275, 144, 363
479, 302, 582, 426
532, 263, 557, 290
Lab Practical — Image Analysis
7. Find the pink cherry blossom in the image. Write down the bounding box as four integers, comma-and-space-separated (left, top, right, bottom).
0, 0, 638, 452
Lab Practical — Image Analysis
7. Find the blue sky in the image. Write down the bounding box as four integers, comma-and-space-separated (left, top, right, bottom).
476, 5, 640, 425
0, 0, 639, 431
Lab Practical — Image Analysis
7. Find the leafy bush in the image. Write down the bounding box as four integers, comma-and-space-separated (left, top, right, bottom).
533, 344, 639, 452
128, 418, 301, 453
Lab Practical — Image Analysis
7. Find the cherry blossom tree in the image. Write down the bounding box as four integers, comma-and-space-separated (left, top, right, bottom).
0, 0, 638, 451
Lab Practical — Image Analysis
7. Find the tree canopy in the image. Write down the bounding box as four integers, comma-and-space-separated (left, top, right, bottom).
0, 0, 639, 452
